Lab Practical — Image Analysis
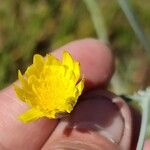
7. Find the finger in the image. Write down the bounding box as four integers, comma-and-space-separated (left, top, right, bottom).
144, 140, 150, 150
54, 38, 114, 89
42, 89, 133, 150
0, 38, 114, 149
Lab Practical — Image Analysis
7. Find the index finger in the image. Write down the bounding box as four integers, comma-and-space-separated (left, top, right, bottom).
0, 38, 114, 149
54, 38, 114, 89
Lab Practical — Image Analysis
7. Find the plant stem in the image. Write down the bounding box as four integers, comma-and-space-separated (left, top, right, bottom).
83, 0, 108, 43
117, 0, 150, 52
137, 97, 150, 150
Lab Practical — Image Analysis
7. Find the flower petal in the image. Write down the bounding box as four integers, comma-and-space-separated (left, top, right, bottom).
74, 61, 80, 81
62, 51, 74, 70
33, 54, 44, 66
19, 108, 44, 123
14, 85, 35, 105
76, 79, 84, 95
46, 54, 61, 66
18, 70, 29, 89
25, 65, 40, 78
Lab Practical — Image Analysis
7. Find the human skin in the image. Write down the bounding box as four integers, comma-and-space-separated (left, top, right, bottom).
0, 38, 149, 149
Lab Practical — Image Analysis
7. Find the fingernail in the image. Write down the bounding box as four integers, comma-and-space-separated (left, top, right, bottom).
64, 90, 124, 144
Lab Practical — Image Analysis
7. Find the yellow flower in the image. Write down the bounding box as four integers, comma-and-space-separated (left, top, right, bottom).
14, 51, 84, 123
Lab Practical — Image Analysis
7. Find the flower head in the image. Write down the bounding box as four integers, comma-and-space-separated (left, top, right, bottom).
14, 51, 84, 123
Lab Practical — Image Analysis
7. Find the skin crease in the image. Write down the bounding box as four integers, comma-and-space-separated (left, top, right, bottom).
0, 38, 149, 150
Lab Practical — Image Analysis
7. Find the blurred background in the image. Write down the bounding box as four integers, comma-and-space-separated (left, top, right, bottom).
0, 0, 150, 95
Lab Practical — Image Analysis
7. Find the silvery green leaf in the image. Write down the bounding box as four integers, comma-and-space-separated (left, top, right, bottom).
130, 87, 150, 150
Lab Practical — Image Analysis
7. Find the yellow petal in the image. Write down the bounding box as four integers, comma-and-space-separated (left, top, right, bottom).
25, 65, 39, 78
66, 97, 76, 112
18, 70, 28, 88
74, 61, 80, 81
14, 85, 34, 105
46, 111, 56, 119
76, 79, 84, 95
42, 65, 66, 78
14, 85, 27, 102
14, 85, 26, 101
33, 54, 44, 66
46, 54, 60, 66
25, 55, 44, 78
19, 108, 44, 123
28, 75, 39, 86
63, 68, 76, 82
62, 51, 74, 70
18, 70, 34, 93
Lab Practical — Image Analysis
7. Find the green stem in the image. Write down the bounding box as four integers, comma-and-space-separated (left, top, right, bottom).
117, 0, 150, 52
83, 0, 108, 42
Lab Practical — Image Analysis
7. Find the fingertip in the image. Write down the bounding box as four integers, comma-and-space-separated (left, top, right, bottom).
53, 38, 115, 89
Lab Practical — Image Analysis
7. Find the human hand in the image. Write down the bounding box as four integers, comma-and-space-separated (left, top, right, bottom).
0, 39, 148, 150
